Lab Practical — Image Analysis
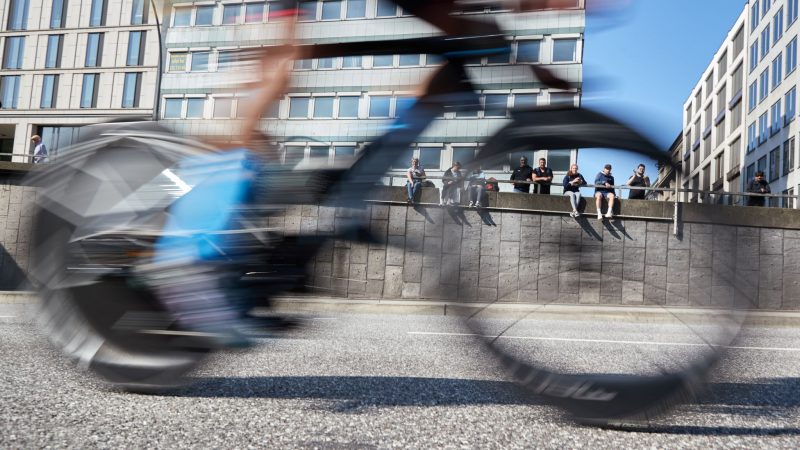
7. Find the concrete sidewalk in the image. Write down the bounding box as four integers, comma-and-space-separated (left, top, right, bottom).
5, 291, 800, 326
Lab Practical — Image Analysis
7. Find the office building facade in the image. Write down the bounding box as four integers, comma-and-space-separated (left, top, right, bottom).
0, 0, 160, 162
159, 0, 585, 190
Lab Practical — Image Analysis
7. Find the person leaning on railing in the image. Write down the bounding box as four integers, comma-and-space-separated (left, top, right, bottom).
745, 171, 771, 207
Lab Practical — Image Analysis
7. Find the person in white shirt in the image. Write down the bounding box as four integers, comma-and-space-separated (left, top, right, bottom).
31, 135, 48, 164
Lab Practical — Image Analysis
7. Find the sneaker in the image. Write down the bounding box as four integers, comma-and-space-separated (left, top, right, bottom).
597, 212, 603, 220
468, 201, 474, 207
571, 210, 579, 218
475, 202, 482, 208
407, 199, 413, 205
605, 211, 614, 219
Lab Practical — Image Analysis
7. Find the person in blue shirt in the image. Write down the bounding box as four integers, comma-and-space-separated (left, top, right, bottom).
562, 163, 586, 218
594, 164, 616, 220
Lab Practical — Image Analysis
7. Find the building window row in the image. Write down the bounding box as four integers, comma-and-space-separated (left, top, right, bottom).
162, 90, 575, 120
0, 72, 144, 110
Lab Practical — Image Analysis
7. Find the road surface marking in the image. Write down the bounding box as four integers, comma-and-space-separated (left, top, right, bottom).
407, 331, 800, 352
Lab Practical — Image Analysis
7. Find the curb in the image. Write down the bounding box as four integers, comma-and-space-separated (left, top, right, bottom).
4, 292, 800, 327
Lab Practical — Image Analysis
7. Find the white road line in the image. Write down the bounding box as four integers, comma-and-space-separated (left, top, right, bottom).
0, 315, 16, 319
407, 331, 800, 352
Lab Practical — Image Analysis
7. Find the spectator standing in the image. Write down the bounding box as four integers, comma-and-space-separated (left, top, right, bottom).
532, 158, 553, 194
626, 163, 650, 200
510, 156, 534, 193
745, 170, 771, 207
594, 164, 616, 220
440, 161, 463, 206
406, 157, 426, 204
562, 164, 586, 218
31, 135, 48, 164
468, 168, 487, 207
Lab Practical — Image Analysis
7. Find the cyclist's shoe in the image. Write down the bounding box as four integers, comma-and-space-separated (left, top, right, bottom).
244, 314, 304, 333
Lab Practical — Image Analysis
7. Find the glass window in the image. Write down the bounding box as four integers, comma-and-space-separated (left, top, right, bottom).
731, 101, 743, 129
749, 40, 759, 72
321, 0, 341, 19
391, 147, 415, 169
334, 146, 356, 160
549, 92, 575, 106
791, 0, 799, 24
369, 95, 391, 117
131, 0, 147, 24
313, 97, 334, 118
173, 7, 191, 26
751, 0, 760, 31
376, 0, 396, 16
309, 146, 329, 160
717, 51, 728, 80
317, 57, 335, 69
169, 52, 187, 71
419, 147, 441, 170
85, 33, 103, 67
483, 94, 508, 117
774, 7, 784, 43
426, 54, 443, 65
0, 76, 21, 109
770, 147, 780, 181
783, 138, 794, 175
299, 1, 317, 20
342, 56, 361, 68
514, 93, 538, 109
747, 122, 757, 151
548, 149, 571, 172
126, 31, 144, 66
372, 55, 393, 67
771, 99, 782, 133
517, 41, 541, 63
289, 97, 309, 118
50, 0, 67, 28
758, 155, 767, 176
453, 147, 476, 166
552, 39, 577, 63
338, 96, 359, 118
346, 0, 366, 18
195, 5, 214, 25
89, 0, 106, 26
759, 112, 769, 143
80, 73, 98, 108
759, 69, 769, 101
395, 97, 415, 117
733, 26, 744, 56
786, 87, 797, 123
2, 36, 25, 69
217, 50, 240, 71
223, 4, 241, 24
284, 146, 305, 165
7, 0, 29, 30
190, 51, 209, 71
163, 98, 182, 118
398, 54, 420, 66
772, 54, 783, 88
121, 72, 141, 108
293, 58, 312, 70
761, 28, 771, 59
245, 2, 265, 22
186, 98, 204, 118
787, 38, 798, 74
40, 74, 58, 108
45, 35, 63, 69
213, 98, 233, 118
748, 81, 758, 111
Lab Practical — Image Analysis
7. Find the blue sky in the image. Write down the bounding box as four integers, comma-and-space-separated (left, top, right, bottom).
576, 0, 747, 195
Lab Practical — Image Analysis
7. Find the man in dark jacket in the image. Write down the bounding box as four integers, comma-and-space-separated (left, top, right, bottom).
746, 171, 771, 207
440, 161, 463, 205
594, 164, 616, 220
532, 158, 553, 194
510, 156, 534, 193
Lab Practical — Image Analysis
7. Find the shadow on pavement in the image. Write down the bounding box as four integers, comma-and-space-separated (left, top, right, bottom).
173, 375, 540, 410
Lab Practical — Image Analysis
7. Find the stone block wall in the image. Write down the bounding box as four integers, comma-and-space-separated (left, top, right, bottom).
0, 180, 35, 289
255, 195, 800, 310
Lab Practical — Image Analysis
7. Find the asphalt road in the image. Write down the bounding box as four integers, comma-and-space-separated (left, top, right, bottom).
1, 305, 799, 449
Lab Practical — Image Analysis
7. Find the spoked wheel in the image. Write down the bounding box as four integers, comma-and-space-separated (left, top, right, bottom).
460, 107, 745, 425
29, 121, 219, 390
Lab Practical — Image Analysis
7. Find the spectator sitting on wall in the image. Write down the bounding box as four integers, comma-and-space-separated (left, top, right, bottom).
31, 135, 48, 164
562, 163, 586, 218
626, 163, 650, 200
510, 156, 534, 193
406, 157, 426, 204
746, 170, 771, 207
468, 168, 487, 208
440, 161, 463, 206
594, 164, 616, 220
532, 157, 553, 194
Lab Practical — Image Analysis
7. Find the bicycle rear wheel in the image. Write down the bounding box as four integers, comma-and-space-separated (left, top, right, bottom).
460, 107, 744, 425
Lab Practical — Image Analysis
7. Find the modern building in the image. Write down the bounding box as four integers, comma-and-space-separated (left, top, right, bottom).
681, 0, 800, 208
648, 132, 682, 202
0, 0, 160, 162
745, 0, 800, 207
681, 6, 748, 205
159, 0, 585, 191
